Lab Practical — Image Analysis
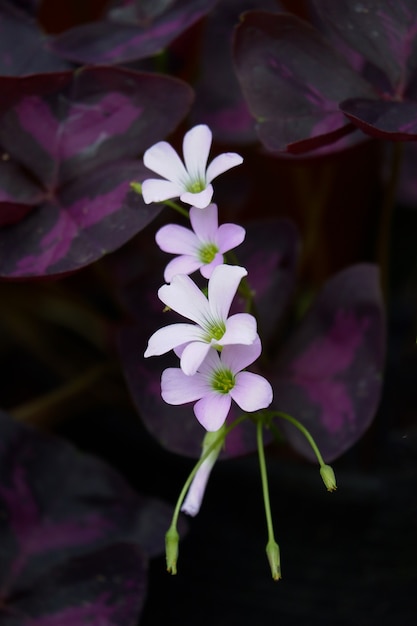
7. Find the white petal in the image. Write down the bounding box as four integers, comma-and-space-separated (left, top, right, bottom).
143, 141, 188, 184
142, 179, 183, 204
216, 223, 246, 252
230, 371, 273, 411
220, 313, 258, 347
200, 252, 224, 279
161, 368, 209, 404
189, 203, 218, 241
156, 224, 199, 255
208, 264, 247, 321
180, 341, 212, 376
194, 393, 231, 431
158, 274, 211, 326
144, 323, 203, 357
197, 347, 222, 376
221, 337, 262, 372
164, 256, 202, 283
182, 124, 212, 182
180, 185, 214, 209
205, 152, 243, 183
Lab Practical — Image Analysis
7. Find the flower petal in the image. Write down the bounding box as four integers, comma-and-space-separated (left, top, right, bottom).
194, 393, 231, 431
143, 141, 188, 184
216, 223, 246, 253
164, 256, 202, 283
200, 252, 224, 279
141, 179, 183, 204
180, 341, 212, 376
161, 368, 209, 404
156, 224, 199, 255
230, 371, 273, 411
208, 264, 247, 321
144, 323, 204, 357
206, 152, 243, 183
197, 347, 222, 375
158, 274, 210, 326
180, 185, 214, 208
183, 124, 212, 182
220, 313, 258, 347
221, 337, 262, 372
190, 204, 218, 241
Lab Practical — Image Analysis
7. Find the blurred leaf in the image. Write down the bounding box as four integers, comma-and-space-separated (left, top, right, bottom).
0, 410, 175, 624
0, 1, 70, 75
0, 66, 193, 278
233, 11, 374, 153
269, 264, 385, 462
49, 0, 219, 65
312, 0, 417, 95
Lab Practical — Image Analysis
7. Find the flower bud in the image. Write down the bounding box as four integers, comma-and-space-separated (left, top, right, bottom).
266, 539, 281, 581
165, 525, 179, 575
320, 464, 337, 492
181, 427, 225, 517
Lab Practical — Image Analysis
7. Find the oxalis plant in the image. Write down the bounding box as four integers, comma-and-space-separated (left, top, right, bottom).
5, 0, 416, 623
133, 123, 337, 579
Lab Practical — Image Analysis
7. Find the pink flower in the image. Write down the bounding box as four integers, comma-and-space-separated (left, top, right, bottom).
141, 124, 243, 209
144, 264, 257, 375
161, 338, 273, 431
156, 204, 246, 282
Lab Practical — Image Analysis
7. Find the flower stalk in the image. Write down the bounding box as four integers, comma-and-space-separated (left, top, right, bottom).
256, 419, 281, 580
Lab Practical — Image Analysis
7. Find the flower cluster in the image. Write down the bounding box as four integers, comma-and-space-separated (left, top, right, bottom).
143, 124, 273, 434
140, 124, 336, 579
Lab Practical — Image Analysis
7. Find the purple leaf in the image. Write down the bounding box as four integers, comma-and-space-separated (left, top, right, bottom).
312, 0, 417, 97
0, 162, 160, 278
269, 264, 386, 462
0, 1, 70, 75
0, 544, 146, 626
193, 0, 282, 143
0, 67, 193, 277
49, 0, 219, 65
341, 97, 417, 140
0, 410, 174, 624
233, 11, 375, 153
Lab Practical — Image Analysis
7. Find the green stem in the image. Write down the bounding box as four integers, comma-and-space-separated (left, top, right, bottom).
257, 420, 281, 580
257, 420, 275, 542
169, 414, 248, 533
130, 182, 189, 218
161, 199, 189, 218
267, 411, 325, 467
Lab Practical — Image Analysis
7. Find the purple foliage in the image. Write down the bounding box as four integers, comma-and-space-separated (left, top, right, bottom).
192, 0, 282, 144
0, 1, 70, 75
49, 0, 219, 65
0, 411, 175, 625
269, 265, 385, 462
233, 2, 417, 152
0, 66, 193, 278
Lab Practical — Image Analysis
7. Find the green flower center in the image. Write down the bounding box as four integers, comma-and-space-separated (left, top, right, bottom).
198, 242, 219, 264
211, 368, 235, 394
204, 320, 226, 342
187, 179, 206, 193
